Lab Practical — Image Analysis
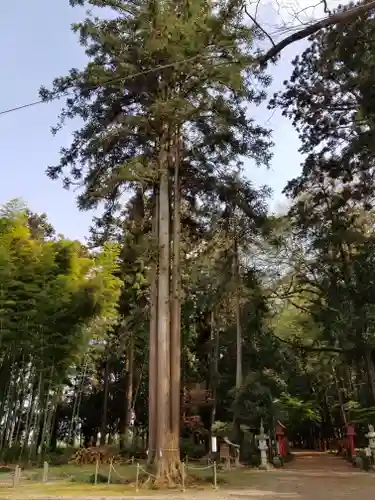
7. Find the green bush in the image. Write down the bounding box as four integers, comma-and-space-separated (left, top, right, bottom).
239, 441, 260, 467
119, 444, 147, 460
180, 439, 206, 459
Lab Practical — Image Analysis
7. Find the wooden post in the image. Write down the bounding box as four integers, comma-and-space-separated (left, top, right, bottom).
181, 462, 185, 492
94, 459, 99, 484
136, 463, 140, 492
108, 459, 112, 484
213, 461, 217, 489
42, 462, 49, 483
13, 466, 20, 488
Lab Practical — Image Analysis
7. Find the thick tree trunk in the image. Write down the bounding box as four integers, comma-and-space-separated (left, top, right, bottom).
100, 358, 110, 446
170, 134, 181, 454
153, 134, 181, 484
156, 167, 170, 467
148, 189, 159, 465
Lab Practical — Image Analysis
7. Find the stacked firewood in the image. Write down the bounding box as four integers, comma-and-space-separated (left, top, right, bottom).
69, 447, 119, 465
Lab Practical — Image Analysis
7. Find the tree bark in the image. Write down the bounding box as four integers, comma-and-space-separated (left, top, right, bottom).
232, 238, 242, 444
210, 311, 220, 430
148, 189, 159, 465
170, 133, 181, 452
121, 335, 134, 449
125, 334, 134, 440
234, 240, 242, 389
332, 365, 347, 426
156, 163, 171, 468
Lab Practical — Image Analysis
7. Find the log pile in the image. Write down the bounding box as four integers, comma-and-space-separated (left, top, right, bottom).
69, 447, 119, 465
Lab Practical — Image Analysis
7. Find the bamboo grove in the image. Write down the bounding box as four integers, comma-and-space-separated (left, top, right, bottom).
2, 0, 375, 484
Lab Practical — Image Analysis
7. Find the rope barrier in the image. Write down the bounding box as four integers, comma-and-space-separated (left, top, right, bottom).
185, 463, 214, 470
138, 464, 157, 478
185, 455, 213, 466
110, 462, 134, 481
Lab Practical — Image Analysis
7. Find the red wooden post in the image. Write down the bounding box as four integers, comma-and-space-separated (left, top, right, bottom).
346, 424, 356, 456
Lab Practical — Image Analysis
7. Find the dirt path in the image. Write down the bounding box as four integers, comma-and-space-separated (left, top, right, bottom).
284, 449, 357, 474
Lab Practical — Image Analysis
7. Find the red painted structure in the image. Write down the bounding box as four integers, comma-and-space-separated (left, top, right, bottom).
276, 423, 288, 457
346, 424, 356, 456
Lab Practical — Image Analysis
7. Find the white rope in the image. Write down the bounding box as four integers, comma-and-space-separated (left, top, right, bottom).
185, 463, 214, 470
110, 463, 134, 481
185, 455, 213, 464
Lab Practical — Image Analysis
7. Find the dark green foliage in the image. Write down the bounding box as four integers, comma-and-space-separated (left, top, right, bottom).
40, 0, 272, 226
270, 2, 375, 205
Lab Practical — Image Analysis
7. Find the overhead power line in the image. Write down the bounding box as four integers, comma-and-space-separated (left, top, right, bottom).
1, 0, 370, 119
0, 54, 204, 117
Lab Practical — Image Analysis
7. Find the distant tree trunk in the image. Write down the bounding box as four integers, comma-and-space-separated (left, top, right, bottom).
234, 240, 242, 389
124, 335, 134, 440
210, 311, 220, 430
364, 349, 375, 402
148, 189, 159, 465
120, 336, 134, 449
232, 238, 242, 444
332, 365, 347, 426
100, 357, 110, 446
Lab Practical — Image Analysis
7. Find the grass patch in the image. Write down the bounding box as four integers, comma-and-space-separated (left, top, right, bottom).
23, 462, 139, 484
0, 462, 280, 496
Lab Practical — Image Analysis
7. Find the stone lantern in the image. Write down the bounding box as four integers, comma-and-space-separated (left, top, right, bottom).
256, 420, 270, 470
366, 424, 375, 461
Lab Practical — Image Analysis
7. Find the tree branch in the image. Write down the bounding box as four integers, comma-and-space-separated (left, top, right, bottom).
272, 332, 348, 353
244, 6, 276, 47
257, 0, 375, 67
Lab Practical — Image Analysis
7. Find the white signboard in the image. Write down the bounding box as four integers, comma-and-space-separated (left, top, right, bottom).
211, 436, 217, 453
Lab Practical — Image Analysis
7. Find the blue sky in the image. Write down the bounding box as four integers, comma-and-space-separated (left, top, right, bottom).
0, 0, 306, 241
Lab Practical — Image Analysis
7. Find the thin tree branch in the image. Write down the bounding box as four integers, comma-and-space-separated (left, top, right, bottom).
272, 332, 347, 353
244, 6, 276, 46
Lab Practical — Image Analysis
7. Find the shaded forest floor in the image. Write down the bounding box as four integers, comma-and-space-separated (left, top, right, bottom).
0, 452, 373, 499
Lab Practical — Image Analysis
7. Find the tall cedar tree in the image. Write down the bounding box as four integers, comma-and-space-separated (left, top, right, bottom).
40, 0, 272, 481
